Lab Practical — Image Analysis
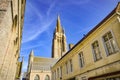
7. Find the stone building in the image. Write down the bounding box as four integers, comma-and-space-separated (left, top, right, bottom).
51, 3, 120, 80
27, 16, 68, 80
0, 0, 26, 80
27, 50, 57, 80
52, 16, 68, 59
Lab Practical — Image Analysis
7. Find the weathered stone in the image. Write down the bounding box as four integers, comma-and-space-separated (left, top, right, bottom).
0, 0, 26, 80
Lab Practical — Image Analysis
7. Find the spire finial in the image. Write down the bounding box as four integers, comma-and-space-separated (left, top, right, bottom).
56, 15, 62, 32
57, 14, 60, 21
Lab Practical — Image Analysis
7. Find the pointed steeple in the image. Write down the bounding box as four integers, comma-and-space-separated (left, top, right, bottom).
28, 50, 34, 73
29, 50, 34, 56
52, 15, 68, 58
56, 15, 62, 32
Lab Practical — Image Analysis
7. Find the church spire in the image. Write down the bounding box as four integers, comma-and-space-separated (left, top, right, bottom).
56, 15, 62, 32
52, 15, 68, 59
28, 50, 34, 73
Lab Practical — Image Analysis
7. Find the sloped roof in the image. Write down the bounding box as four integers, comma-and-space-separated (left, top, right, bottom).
31, 56, 58, 71
33, 56, 58, 62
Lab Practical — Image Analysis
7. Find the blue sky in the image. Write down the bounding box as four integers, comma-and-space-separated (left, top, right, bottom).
20, 0, 120, 72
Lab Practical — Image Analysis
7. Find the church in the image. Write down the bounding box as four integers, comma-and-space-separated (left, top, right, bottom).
27, 2, 120, 80
27, 16, 68, 80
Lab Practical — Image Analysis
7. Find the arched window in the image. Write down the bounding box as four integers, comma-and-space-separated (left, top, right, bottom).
34, 75, 40, 80
45, 75, 50, 80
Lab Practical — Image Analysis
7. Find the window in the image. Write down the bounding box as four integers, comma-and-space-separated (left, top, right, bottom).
55, 70, 57, 80
79, 52, 84, 68
34, 75, 40, 80
57, 68, 59, 78
45, 75, 50, 80
53, 71, 55, 80
92, 41, 102, 61
65, 62, 68, 74
60, 66, 62, 78
103, 31, 119, 56
69, 59, 73, 72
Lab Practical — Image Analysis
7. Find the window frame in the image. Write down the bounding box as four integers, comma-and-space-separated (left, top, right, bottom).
102, 31, 119, 56
69, 59, 73, 72
45, 75, 50, 80
78, 52, 85, 68
91, 40, 102, 61
55, 70, 56, 79
57, 68, 59, 78
34, 75, 40, 80
60, 66, 62, 78
65, 62, 68, 74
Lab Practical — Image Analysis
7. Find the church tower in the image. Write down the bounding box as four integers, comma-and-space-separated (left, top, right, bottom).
27, 50, 34, 73
52, 15, 68, 58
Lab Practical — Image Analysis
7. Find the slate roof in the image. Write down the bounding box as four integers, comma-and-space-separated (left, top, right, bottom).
31, 56, 58, 71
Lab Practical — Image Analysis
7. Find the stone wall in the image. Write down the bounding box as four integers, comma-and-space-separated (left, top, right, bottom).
0, 0, 26, 80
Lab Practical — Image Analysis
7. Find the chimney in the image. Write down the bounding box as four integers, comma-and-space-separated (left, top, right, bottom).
69, 44, 74, 49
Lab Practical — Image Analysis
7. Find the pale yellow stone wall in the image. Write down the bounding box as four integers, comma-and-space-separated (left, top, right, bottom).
27, 51, 57, 80
52, 4, 120, 80
0, 0, 26, 80
29, 71, 51, 80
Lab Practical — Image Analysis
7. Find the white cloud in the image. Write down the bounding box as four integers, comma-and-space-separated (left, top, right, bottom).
37, 0, 53, 5
59, 0, 91, 6
47, 0, 57, 16
22, 1, 56, 43
28, 2, 43, 19
71, 0, 90, 5
21, 41, 44, 51
22, 18, 55, 43
77, 26, 93, 34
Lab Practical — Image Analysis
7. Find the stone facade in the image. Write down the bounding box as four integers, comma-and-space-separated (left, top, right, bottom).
27, 50, 57, 80
51, 3, 120, 80
0, 0, 26, 80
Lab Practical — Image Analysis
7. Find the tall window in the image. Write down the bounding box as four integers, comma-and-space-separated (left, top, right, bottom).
57, 68, 59, 78
103, 31, 119, 56
55, 70, 56, 80
92, 41, 102, 61
34, 75, 40, 80
65, 62, 68, 74
45, 75, 50, 80
60, 66, 62, 78
79, 52, 85, 68
69, 59, 73, 72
